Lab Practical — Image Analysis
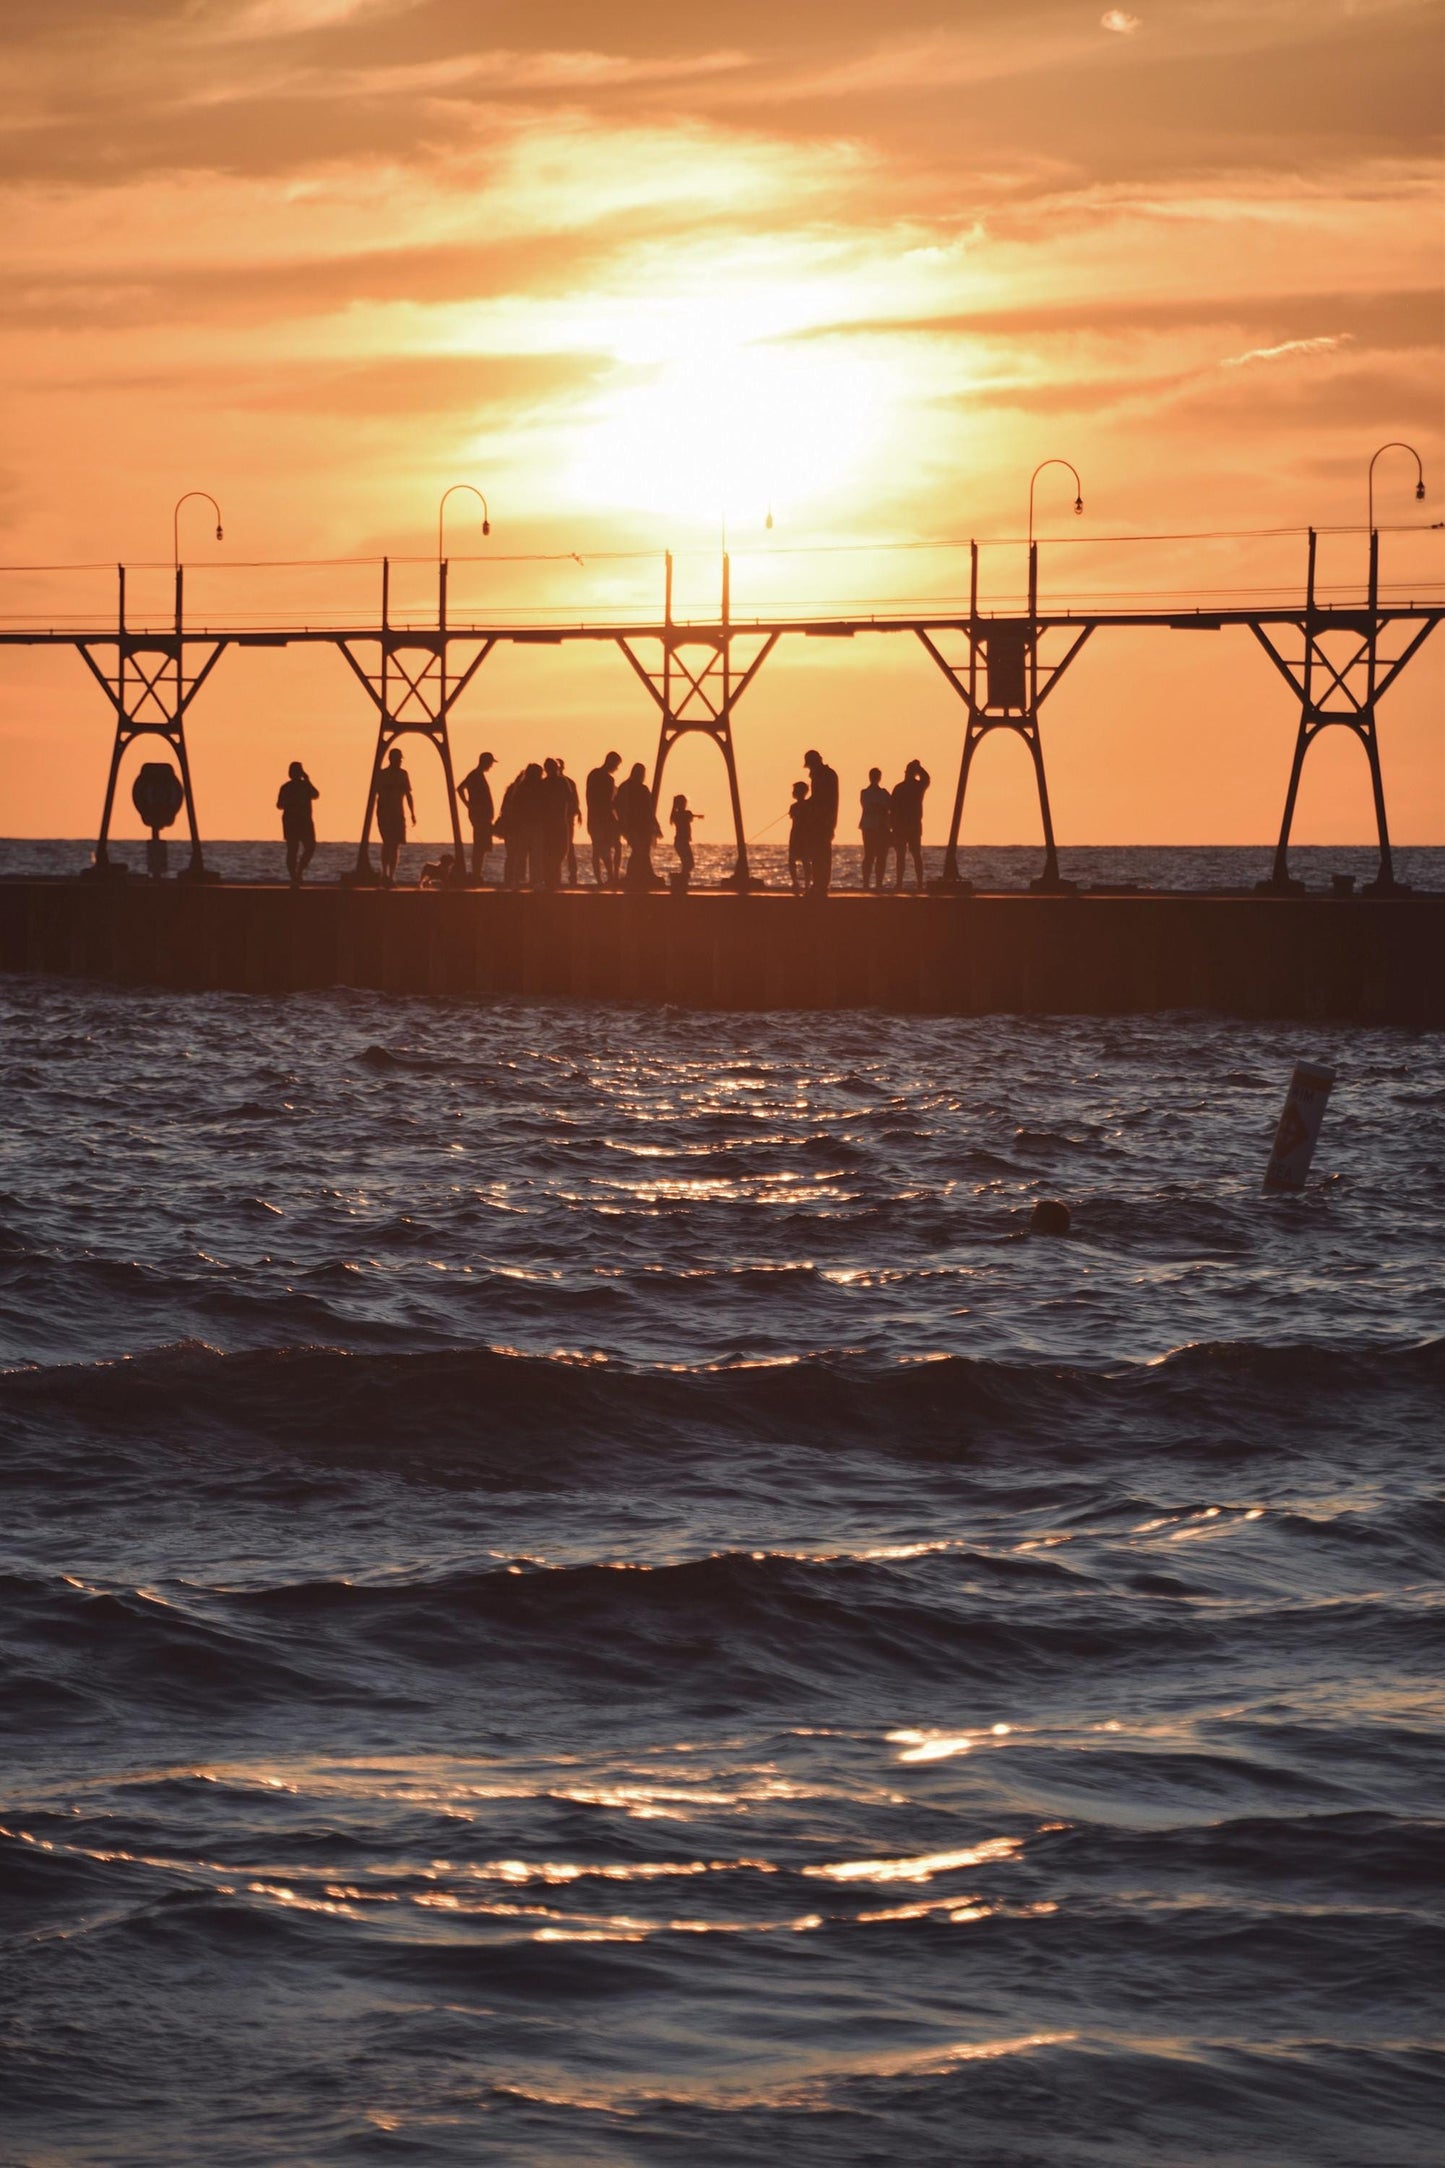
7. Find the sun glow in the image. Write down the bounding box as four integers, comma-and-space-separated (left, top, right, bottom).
565, 299, 895, 529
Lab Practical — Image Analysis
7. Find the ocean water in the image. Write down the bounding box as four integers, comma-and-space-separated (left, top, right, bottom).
2, 872, 1443, 2164
3, 837, 1444, 894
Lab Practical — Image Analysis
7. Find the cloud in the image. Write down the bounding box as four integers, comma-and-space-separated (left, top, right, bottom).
1101, 9, 1141, 32
1222, 334, 1350, 366
217, 0, 422, 39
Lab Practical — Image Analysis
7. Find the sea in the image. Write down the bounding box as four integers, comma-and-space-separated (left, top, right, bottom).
1, 844, 1442, 2167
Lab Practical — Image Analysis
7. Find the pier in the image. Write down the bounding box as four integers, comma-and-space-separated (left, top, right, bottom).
1, 519, 1441, 1020
1, 884, 1440, 1025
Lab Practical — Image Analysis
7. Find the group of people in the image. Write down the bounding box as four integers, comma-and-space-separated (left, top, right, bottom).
787, 752, 930, 894
859, 759, 931, 891
274, 744, 931, 892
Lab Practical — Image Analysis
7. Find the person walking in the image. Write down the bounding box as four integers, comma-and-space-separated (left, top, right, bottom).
858, 767, 891, 892
586, 751, 622, 887
669, 793, 700, 893
787, 781, 815, 896
374, 747, 414, 886
456, 750, 496, 884
614, 762, 660, 890
802, 748, 839, 893
888, 758, 930, 891
277, 760, 319, 886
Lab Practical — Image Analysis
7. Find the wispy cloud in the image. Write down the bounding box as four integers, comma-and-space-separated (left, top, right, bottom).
1222, 333, 1349, 366
1101, 9, 1142, 31
218, 0, 421, 40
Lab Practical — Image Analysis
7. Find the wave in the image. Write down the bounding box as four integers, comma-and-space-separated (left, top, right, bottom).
1, 1334, 1439, 1469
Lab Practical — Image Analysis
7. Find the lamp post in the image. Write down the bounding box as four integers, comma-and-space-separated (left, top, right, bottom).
438, 484, 490, 559
1366, 442, 1425, 533
436, 485, 492, 635
1027, 459, 1084, 553
1026, 460, 1083, 618
719, 504, 774, 625
172, 490, 224, 568
171, 490, 224, 631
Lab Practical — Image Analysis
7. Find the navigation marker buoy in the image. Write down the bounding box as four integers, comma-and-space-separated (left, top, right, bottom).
1263, 1062, 1335, 1192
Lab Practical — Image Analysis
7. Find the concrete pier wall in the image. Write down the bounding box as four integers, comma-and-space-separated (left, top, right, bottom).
0, 883, 1439, 1024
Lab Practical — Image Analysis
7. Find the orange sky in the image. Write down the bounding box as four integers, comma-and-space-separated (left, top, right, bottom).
0, 0, 1441, 846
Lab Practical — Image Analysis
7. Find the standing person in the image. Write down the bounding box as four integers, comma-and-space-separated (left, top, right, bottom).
513, 762, 546, 888
277, 760, 319, 887
374, 746, 414, 886
555, 758, 582, 886
858, 766, 891, 892
456, 750, 496, 884
802, 748, 839, 893
669, 793, 700, 893
496, 768, 526, 887
614, 762, 660, 890
787, 781, 815, 896
586, 751, 622, 887
539, 758, 571, 889
888, 758, 930, 892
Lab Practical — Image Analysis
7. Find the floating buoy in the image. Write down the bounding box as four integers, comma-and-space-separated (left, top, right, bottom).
1029, 1199, 1071, 1235
1263, 1061, 1335, 1191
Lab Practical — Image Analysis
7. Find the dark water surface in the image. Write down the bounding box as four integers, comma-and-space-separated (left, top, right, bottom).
1, 955, 1442, 2163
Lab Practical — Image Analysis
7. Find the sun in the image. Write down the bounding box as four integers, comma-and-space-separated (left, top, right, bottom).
566, 305, 894, 537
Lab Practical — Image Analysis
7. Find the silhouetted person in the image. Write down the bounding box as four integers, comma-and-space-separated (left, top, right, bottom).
277, 760, 319, 886
615, 762, 660, 890
556, 758, 581, 885
456, 750, 496, 884
859, 767, 890, 891
539, 758, 572, 889
787, 781, 815, 896
889, 759, 930, 891
670, 793, 700, 893
586, 751, 622, 887
510, 762, 546, 887
803, 748, 839, 892
375, 747, 414, 886
497, 768, 526, 887
419, 853, 456, 888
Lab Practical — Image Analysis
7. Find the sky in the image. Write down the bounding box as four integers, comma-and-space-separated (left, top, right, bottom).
0, 0, 1441, 847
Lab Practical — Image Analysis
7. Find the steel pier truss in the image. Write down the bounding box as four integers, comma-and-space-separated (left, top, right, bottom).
1, 544, 1436, 885
614, 554, 779, 884
331, 560, 495, 878
80, 566, 230, 876
916, 541, 1094, 891
1250, 529, 1439, 894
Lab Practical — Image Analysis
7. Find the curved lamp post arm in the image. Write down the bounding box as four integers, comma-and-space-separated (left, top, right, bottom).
1027, 460, 1084, 551
1367, 442, 1426, 533
438, 484, 491, 559
173, 491, 224, 567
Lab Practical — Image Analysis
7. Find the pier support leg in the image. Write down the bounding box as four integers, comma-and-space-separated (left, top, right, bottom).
616, 552, 778, 889
1251, 530, 1437, 895
919, 550, 1092, 892
78, 566, 227, 879
334, 559, 494, 883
